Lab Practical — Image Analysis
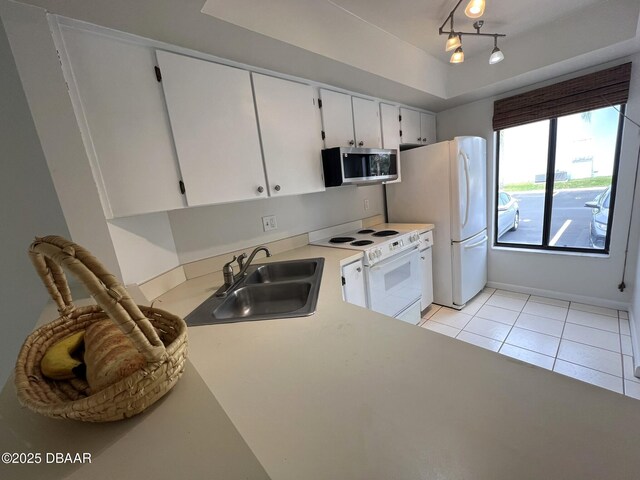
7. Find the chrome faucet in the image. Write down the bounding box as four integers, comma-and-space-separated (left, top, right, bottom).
236, 246, 271, 279
217, 246, 272, 297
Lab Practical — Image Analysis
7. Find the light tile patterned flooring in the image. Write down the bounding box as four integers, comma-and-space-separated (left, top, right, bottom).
420, 288, 639, 399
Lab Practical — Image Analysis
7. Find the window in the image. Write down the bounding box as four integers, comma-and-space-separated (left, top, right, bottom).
495, 105, 624, 253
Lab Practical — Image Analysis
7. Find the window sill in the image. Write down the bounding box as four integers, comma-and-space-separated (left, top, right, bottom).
491, 245, 610, 259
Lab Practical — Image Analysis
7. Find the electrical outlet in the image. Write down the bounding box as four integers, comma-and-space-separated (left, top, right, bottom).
364, 199, 370, 211
262, 215, 277, 232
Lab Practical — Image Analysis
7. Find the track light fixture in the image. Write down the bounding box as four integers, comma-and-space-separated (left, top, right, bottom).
438, 0, 505, 65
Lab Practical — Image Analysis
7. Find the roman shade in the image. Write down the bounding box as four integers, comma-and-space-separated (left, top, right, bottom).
493, 62, 632, 131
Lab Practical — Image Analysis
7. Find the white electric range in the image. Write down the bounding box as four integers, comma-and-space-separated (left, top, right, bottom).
310, 224, 422, 324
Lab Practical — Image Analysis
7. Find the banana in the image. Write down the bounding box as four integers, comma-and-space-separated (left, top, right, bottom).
41, 330, 85, 380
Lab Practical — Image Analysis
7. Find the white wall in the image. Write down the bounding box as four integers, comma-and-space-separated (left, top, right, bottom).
437, 56, 640, 309
169, 185, 384, 264
0, 15, 70, 387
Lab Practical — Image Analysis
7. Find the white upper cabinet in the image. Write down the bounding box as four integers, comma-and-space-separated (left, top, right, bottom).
59, 27, 185, 218
400, 108, 436, 145
320, 89, 381, 148
380, 103, 402, 184
400, 108, 421, 144
352, 97, 381, 148
420, 113, 437, 145
319, 89, 355, 147
157, 50, 267, 206
380, 103, 401, 150
252, 73, 325, 197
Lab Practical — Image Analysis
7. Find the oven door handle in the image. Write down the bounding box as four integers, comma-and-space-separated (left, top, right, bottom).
368, 246, 419, 271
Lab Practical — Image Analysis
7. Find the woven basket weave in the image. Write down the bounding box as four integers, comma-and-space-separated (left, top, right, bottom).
14, 235, 188, 422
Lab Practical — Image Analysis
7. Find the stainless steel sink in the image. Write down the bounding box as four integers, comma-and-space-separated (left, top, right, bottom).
186, 258, 324, 326
245, 261, 318, 284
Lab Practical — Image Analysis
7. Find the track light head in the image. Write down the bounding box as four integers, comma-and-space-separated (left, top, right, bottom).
450, 46, 464, 64
465, 0, 486, 19
445, 33, 462, 52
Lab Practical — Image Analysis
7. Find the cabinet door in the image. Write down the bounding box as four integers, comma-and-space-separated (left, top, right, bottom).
420, 113, 437, 144
253, 74, 325, 196
342, 260, 367, 308
380, 103, 401, 150
400, 108, 421, 144
157, 50, 267, 207
59, 27, 185, 218
380, 103, 402, 184
420, 247, 434, 310
320, 89, 355, 148
352, 97, 381, 148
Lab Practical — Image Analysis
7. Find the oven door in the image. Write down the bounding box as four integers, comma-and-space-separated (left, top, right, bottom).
365, 247, 421, 318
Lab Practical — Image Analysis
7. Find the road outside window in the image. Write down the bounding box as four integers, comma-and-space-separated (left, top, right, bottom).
496, 105, 623, 253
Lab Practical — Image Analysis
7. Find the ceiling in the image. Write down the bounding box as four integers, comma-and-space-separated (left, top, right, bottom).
328, 0, 604, 58
10, 0, 640, 111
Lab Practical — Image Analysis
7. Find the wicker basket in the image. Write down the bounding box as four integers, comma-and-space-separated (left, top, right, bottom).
14, 235, 188, 422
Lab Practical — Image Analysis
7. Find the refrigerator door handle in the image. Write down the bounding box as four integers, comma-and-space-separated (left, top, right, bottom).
464, 234, 488, 249
461, 151, 471, 229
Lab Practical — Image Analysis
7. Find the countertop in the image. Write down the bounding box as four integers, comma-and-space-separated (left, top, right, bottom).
2, 243, 640, 479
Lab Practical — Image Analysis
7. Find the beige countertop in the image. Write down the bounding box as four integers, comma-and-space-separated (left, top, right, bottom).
3, 243, 640, 479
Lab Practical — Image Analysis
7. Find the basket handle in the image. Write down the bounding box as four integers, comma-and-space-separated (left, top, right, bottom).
29, 236, 166, 363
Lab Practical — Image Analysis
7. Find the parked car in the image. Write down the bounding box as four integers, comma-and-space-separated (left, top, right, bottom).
497, 191, 519, 238
584, 187, 611, 248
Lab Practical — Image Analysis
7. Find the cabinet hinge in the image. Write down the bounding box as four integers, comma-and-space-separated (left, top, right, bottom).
341, 276, 346, 286
398, 114, 402, 122
154, 66, 162, 82
399, 130, 403, 137
321, 130, 326, 140
318, 98, 323, 108
179, 180, 186, 195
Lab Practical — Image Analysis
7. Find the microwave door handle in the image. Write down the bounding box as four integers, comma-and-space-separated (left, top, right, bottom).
369, 246, 419, 271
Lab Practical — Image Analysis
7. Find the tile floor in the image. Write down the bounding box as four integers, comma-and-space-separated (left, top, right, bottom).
420, 288, 639, 399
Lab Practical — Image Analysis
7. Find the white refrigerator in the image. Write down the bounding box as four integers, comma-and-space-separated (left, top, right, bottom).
386, 136, 487, 308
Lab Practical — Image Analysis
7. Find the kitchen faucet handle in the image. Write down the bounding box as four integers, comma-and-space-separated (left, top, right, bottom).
237, 252, 248, 270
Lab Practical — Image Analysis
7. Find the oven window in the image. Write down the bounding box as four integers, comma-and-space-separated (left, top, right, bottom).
384, 262, 411, 291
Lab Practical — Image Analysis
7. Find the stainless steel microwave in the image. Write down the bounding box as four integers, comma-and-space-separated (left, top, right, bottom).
321, 147, 398, 186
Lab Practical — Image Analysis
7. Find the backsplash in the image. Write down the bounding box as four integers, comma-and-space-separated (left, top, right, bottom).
168, 184, 385, 264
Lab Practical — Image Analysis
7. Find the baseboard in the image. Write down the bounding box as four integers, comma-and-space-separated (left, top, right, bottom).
630, 309, 640, 377
486, 281, 630, 311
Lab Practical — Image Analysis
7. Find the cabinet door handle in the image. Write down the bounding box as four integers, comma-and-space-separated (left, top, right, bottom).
257, 186, 264, 193
274, 185, 281, 192
349, 140, 355, 146
417, 137, 421, 141
356, 267, 362, 272
421, 256, 425, 260
422, 138, 427, 142
358, 141, 364, 146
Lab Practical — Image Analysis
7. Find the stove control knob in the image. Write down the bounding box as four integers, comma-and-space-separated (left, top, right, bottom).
400, 239, 404, 246
368, 251, 375, 261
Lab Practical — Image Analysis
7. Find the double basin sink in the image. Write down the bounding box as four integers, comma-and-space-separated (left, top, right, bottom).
186, 258, 324, 326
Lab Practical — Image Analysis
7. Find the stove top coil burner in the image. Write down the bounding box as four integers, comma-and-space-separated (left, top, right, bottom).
350, 240, 374, 246
357, 229, 375, 234
329, 236, 356, 243
372, 230, 399, 237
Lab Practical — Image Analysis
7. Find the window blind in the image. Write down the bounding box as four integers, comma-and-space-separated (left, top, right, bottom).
493, 62, 632, 131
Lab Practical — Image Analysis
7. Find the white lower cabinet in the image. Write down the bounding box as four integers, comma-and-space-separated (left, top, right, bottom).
341, 259, 367, 308
253, 74, 325, 197
420, 230, 434, 310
